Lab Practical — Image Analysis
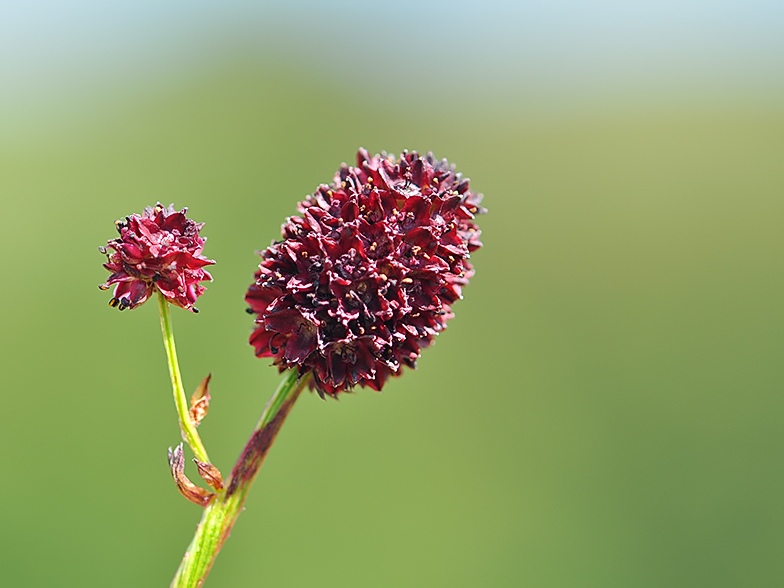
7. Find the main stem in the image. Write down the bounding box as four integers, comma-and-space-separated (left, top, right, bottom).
158, 292, 210, 464
170, 368, 310, 588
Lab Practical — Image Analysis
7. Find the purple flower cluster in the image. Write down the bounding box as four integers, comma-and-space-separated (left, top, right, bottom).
246, 149, 484, 397
100, 204, 214, 312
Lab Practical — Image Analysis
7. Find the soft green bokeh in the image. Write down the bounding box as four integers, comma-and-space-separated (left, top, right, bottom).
1, 55, 782, 587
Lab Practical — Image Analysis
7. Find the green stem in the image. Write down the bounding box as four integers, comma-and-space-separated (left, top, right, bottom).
158, 291, 210, 464
170, 369, 310, 588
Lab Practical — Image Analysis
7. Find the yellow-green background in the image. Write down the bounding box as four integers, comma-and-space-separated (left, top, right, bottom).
1, 3, 783, 586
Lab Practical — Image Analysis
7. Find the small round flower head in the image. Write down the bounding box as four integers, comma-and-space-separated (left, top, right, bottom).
246, 149, 484, 397
99, 203, 215, 312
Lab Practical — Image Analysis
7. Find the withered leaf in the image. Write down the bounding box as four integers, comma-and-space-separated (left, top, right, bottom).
167, 444, 214, 507
193, 459, 224, 491
189, 373, 212, 427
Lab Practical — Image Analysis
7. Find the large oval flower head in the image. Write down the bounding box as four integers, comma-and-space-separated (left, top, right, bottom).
99, 203, 215, 312
247, 149, 485, 397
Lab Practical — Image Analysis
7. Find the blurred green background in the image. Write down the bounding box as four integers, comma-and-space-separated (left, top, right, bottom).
1, 2, 783, 587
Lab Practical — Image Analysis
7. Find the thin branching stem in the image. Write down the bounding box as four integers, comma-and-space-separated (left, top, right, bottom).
170, 369, 310, 588
158, 291, 210, 464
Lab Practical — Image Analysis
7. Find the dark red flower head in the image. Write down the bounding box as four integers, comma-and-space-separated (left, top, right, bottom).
246, 149, 485, 397
99, 203, 215, 312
